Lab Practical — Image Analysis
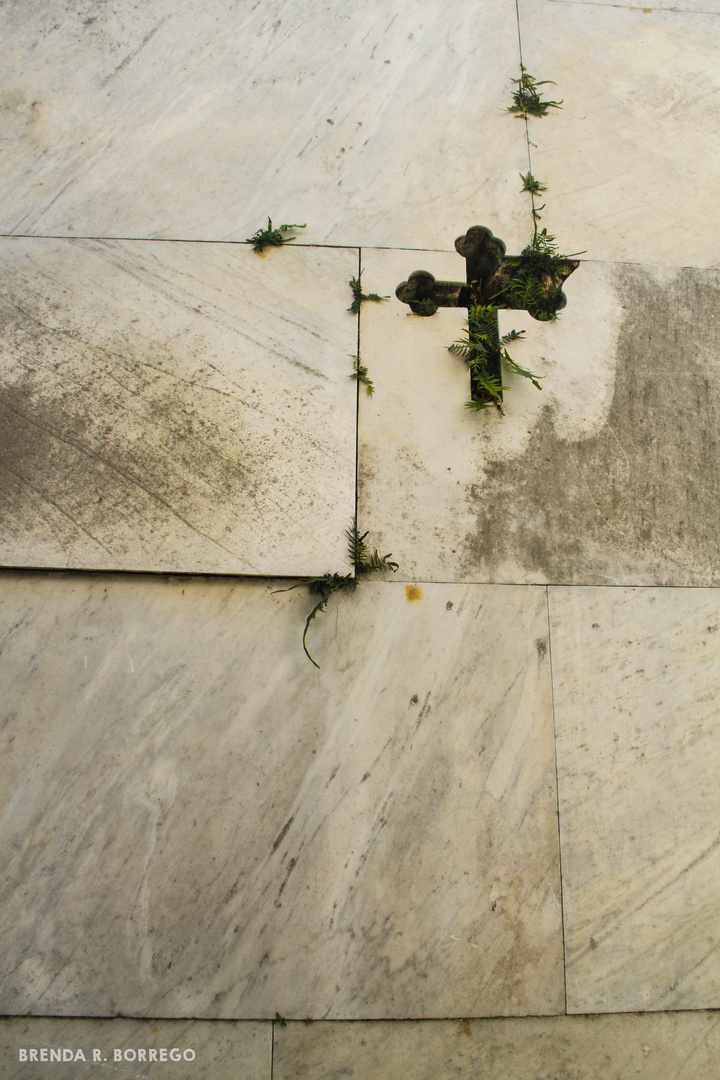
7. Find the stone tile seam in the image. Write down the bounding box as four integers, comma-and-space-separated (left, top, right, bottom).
548, 0, 720, 13
4, 1008, 720, 1021
545, 584, 569, 1015
2, 233, 716, 272
0, 568, 718, 591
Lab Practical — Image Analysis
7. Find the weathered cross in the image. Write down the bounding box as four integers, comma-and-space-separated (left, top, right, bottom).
395, 226, 579, 406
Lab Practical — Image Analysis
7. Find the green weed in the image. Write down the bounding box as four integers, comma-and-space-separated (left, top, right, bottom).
519, 171, 547, 196
508, 66, 563, 118
450, 304, 543, 411
348, 272, 389, 313
246, 217, 306, 253
349, 354, 374, 396
275, 522, 398, 667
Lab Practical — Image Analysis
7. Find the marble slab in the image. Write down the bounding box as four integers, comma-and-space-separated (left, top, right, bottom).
1, 0, 529, 252
0, 1018, 269, 1080
357, 249, 720, 585
0, 237, 357, 576
0, 571, 562, 1019
274, 1013, 720, 1080
516, 0, 720, 266
552, 0, 720, 11
549, 586, 720, 1014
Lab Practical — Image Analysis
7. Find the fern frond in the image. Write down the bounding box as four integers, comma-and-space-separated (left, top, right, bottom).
502, 350, 544, 391
501, 329, 526, 343
359, 549, 399, 574
348, 354, 374, 395
346, 523, 368, 569
471, 370, 508, 401
348, 272, 389, 313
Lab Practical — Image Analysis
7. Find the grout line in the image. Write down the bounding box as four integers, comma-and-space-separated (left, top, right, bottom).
1, 231, 715, 271
0, 566, 718, 590
354, 249, 362, 534
270, 1019, 275, 1080
515, 0, 539, 229
549, 0, 720, 12
0, 233, 451, 254
546, 584, 569, 1014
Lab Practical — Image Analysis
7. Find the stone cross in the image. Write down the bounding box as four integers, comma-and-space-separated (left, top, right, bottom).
395, 226, 579, 404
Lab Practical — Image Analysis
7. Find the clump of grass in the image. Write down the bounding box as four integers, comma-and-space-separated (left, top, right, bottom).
246, 217, 306, 253
508, 66, 563, 118
348, 272, 389, 313
275, 522, 398, 667
349, 354, 374, 396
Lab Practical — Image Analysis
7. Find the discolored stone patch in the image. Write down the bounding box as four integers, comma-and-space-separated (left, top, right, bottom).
462, 265, 720, 585
0, 237, 357, 576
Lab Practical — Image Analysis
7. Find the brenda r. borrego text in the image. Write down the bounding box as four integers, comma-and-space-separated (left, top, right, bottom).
18, 1047, 196, 1063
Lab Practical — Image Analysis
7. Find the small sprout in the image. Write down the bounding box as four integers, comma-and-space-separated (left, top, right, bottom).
508, 66, 563, 118
275, 1013, 287, 1027
348, 272, 389, 313
501, 329, 526, 343
519, 171, 547, 196
246, 217, 306, 253
349, 354, 374, 396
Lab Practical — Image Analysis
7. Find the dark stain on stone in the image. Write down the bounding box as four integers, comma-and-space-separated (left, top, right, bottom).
461, 266, 720, 585
0, 285, 276, 562
535, 637, 547, 660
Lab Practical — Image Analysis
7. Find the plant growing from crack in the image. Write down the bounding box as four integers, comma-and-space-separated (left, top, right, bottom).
508, 66, 562, 118
519, 171, 547, 197
447, 67, 584, 411
274, 522, 398, 667
246, 217, 306, 253
349, 354, 374, 396
348, 272, 389, 314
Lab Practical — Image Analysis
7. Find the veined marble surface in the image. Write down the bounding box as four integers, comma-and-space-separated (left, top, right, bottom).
0, 1018, 269, 1080
0, 572, 562, 1019
1, 0, 528, 252
551, 0, 720, 11
274, 1013, 720, 1080
358, 250, 720, 585
517, 0, 720, 266
549, 586, 720, 1014
0, 237, 357, 576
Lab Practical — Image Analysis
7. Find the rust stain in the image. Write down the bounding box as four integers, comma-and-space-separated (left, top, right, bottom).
405, 584, 423, 602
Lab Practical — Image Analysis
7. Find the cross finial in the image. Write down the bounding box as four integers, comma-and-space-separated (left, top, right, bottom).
395, 226, 579, 406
